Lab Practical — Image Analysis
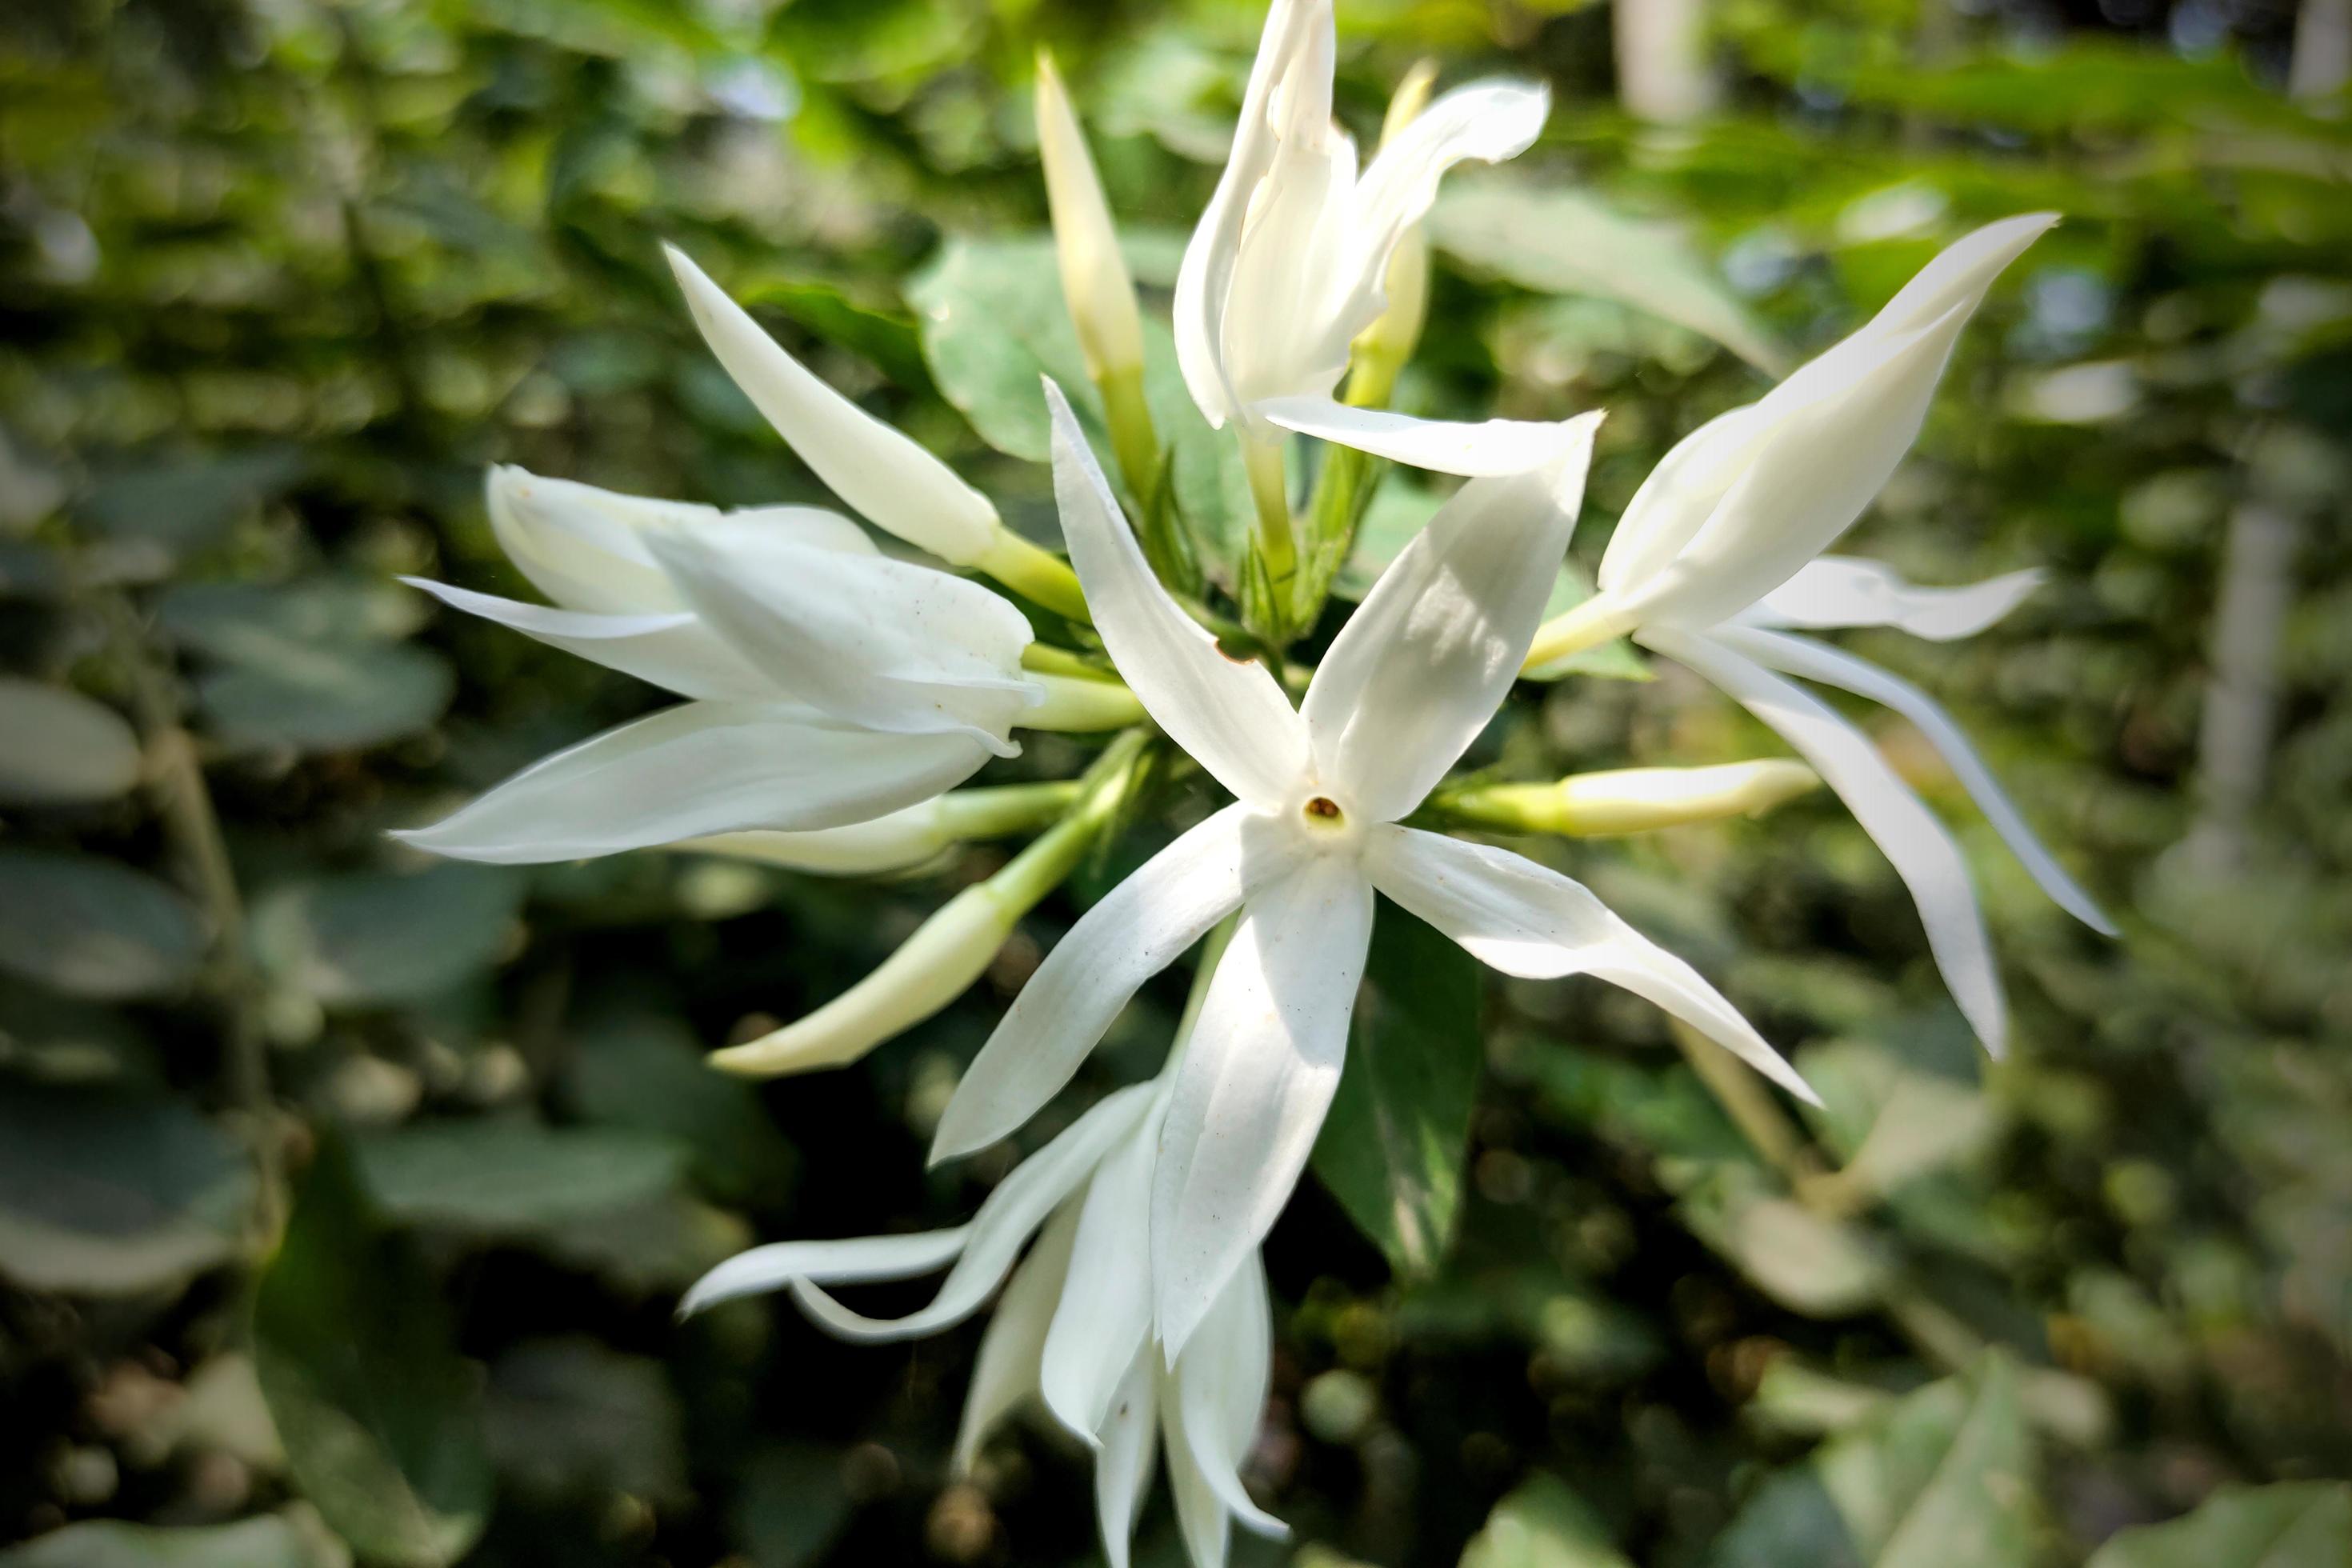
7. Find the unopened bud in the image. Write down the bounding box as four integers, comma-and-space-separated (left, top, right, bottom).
1441, 759, 1821, 838
710, 885, 1017, 1077
1037, 52, 1146, 382
671, 783, 1085, 877
1346, 61, 1441, 406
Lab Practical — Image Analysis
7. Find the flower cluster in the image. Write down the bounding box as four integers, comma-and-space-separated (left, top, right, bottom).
397, 2, 2109, 1561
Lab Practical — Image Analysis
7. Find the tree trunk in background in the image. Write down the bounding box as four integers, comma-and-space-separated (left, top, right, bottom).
1614, 0, 1715, 123
2179, 2, 2345, 874
2291, 0, 2352, 102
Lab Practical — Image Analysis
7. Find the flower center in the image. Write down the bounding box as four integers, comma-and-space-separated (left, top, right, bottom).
1303, 795, 1343, 822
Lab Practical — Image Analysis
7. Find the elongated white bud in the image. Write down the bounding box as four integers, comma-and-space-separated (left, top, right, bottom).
1036, 52, 1146, 382
1440, 759, 1820, 837
670, 783, 1087, 877
708, 884, 1017, 1076
664, 244, 1001, 566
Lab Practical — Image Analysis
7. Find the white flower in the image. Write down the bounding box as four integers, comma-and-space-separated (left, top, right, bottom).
928, 382, 1812, 1357
394, 466, 1042, 863
1173, 0, 1547, 437
680, 1079, 1281, 1568
1290, 214, 2116, 1054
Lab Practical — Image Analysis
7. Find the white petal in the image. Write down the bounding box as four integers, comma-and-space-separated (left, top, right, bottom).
1723, 626, 2115, 935
1152, 858, 1374, 1358
665, 244, 1000, 565
390, 702, 992, 864
795, 1084, 1158, 1343
1651, 629, 2007, 1054
1738, 558, 2046, 642
485, 466, 873, 614
1161, 1365, 1233, 1568
678, 1226, 968, 1318
930, 804, 1286, 1162
1303, 414, 1600, 822
1332, 78, 1547, 334
1092, 1347, 1161, 1568
1364, 824, 1817, 1104
1217, 117, 1360, 415
1170, 1257, 1285, 1539
1040, 1106, 1158, 1441
484, 465, 694, 613
399, 577, 772, 701
1046, 382, 1307, 806
1174, 0, 1336, 430
1870, 214, 2058, 338
1254, 398, 1590, 478
646, 518, 1038, 753
1595, 404, 1766, 597
1638, 306, 1974, 627
952, 1202, 1079, 1472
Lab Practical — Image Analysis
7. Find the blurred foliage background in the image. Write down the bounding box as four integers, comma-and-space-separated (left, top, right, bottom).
3, 0, 2350, 1564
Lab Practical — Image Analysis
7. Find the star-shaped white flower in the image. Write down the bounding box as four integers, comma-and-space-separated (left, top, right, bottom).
929, 382, 1812, 1356
1283, 214, 2117, 1055
1174, 0, 1547, 438
682, 1078, 1281, 1568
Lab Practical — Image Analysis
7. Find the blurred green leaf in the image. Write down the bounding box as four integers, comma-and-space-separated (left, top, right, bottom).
1707, 1354, 2034, 1568
0, 1515, 339, 1568
561, 1013, 796, 1206
0, 1086, 250, 1295
78, 449, 306, 567
2084, 1481, 2352, 1568
254, 1135, 491, 1568
250, 865, 525, 1007
735, 1444, 856, 1568
0, 678, 143, 805
1310, 907, 1484, 1279
1461, 1472, 1635, 1568
484, 1338, 688, 1506
0, 848, 207, 1001
1676, 1164, 1891, 1318
157, 574, 430, 665
194, 642, 453, 754
354, 1120, 688, 1237
1432, 177, 1788, 374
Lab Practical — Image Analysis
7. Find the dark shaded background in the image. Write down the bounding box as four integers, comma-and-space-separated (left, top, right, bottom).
2, 0, 2349, 1565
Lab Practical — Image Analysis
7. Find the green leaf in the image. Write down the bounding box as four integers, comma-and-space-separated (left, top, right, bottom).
485, 1338, 688, 1505
561, 1014, 797, 1207
0, 678, 143, 806
157, 574, 430, 665
79, 448, 306, 569
1431, 177, 1789, 374
0, 1515, 340, 1568
194, 642, 453, 754
354, 1119, 688, 1238
0, 1086, 251, 1295
1310, 907, 1485, 1279
254, 1134, 492, 1568
1706, 1354, 2035, 1568
250, 864, 526, 1006
0, 848, 208, 1002
1461, 1473, 1636, 1568
2084, 1482, 2352, 1568
1676, 1163, 1891, 1318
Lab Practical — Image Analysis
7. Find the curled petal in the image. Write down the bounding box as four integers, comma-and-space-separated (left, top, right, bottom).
1170, 1258, 1285, 1539
399, 578, 770, 701
1722, 626, 2115, 935
1652, 628, 2008, 1054
952, 1202, 1079, 1472
1255, 398, 1589, 478
678, 1227, 968, 1319
1093, 1348, 1161, 1568
795, 1084, 1158, 1342
1364, 824, 1816, 1104
1040, 1105, 1159, 1442
1739, 558, 2046, 642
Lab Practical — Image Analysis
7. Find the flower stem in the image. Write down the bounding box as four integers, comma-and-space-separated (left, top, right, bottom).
1242, 429, 1296, 634
1021, 671, 1150, 732
974, 527, 1092, 625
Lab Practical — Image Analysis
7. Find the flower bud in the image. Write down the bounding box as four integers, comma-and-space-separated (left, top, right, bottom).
708, 884, 1017, 1076
1440, 759, 1820, 838
1036, 52, 1146, 383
